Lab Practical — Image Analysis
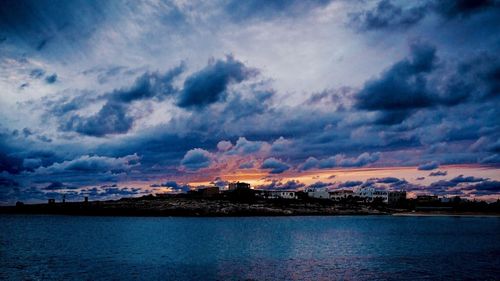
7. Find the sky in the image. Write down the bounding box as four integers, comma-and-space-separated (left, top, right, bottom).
0, 0, 499, 205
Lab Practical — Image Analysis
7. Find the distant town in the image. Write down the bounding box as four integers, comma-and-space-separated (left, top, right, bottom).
3, 181, 499, 217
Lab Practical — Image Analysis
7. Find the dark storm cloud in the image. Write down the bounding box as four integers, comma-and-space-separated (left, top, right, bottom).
59, 64, 184, 137
44, 73, 57, 84
450, 175, 487, 184
62, 102, 133, 137
97, 187, 143, 197
350, 0, 499, 32
354, 44, 499, 129
260, 158, 290, 174
420, 176, 500, 197
0, 153, 23, 174
180, 149, 212, 171
433, 0, 499, 18
374, 177, 406, 184
418, 161, 439, 170
177, 56, 257, 109
224, 0, 331, 21
29, 68, 45, 79
0, 177, 19, 188
339, 181, 363, 188
481, 154, 500, 164
109, 64, 185, 103
429, 170, 447, 176
300, 157, 320, 171
308, 181, 332, 189
355, 42, 437, 124
429, 174, 488, 190
450, 54, 500, 101
0, 134, 24, 174
44, 181, 77, 190
350, 0, 428, 31
211, 177, 228, 188
469, 180, 500, 191
0, 0, 111, 52
150, 180, 190, 192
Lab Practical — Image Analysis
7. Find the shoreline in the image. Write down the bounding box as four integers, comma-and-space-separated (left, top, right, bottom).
393, 212, 500, 217
2, 197, 499, 217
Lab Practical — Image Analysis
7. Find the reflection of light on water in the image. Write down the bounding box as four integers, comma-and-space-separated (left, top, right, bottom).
2, 216, 499, 280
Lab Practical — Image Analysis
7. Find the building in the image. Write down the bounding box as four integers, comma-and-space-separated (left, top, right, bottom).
355, 186, 406, 204
388, 190, 406, 204
329, 190, 354, 201
439, 196, 461, 203
199, 186, 220, 197
48, 199, 55, 204
306, 187, 330, 199
255, 190, 298, 199
416, 195, 439, 203
228, 182, 250, 191
188, 186, 220, 198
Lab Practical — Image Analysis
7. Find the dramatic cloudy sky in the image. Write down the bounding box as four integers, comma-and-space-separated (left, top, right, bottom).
1, 0, 499, 204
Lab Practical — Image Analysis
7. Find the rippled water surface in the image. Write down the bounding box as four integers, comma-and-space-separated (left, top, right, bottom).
1, 215, 499, 280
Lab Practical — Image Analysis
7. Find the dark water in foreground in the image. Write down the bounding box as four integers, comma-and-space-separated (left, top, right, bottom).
1, 215, 499, 280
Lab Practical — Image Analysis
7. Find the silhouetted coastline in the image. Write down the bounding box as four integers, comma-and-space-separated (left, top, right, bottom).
2, 193, 499, 217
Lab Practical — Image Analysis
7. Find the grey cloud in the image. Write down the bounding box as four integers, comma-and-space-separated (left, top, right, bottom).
429, 170, 447, 176
319, 152, 381, 169
260, 157, 290, 174
256, 179, 305, 190
375, 177, 406, 184
109, 64, 184, 103
211, 177, 228, 188
433, 0, 499, 18
339, 181, 363, 188
308, 181, 332, 189
34, 154, 140, 175
62, 102, 133, 137
229, 137, 265, 155
239, 161, 254, 169
180, 148, 212, 171
481, 154, 500, 163
300, 152, 381, 171
150, 180, 190, 192
355, 42, 437, 124
418, 161, 439, 170
177, 56, 258, 109
224, 0, 331, 22
45, 73, 57, 84
59, 63, 184, 137
44, 181, 77, 190
350, 0, 428, 31
30, 68, 45, 79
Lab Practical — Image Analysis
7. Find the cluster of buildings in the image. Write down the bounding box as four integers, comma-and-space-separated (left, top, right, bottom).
304, 186, 406, 204
182, 181, 407, 204
416, 194, 463, 204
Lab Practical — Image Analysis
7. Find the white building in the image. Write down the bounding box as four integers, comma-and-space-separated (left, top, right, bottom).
355, 186, 406, 204
256, 190, 298, 199
306, 188, 330, 199
329, 190, 354, 201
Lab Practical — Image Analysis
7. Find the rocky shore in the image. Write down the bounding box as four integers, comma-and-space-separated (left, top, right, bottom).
0, 197, 389, 217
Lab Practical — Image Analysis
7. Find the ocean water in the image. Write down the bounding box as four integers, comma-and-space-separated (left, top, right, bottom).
1, 215, 499, 280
